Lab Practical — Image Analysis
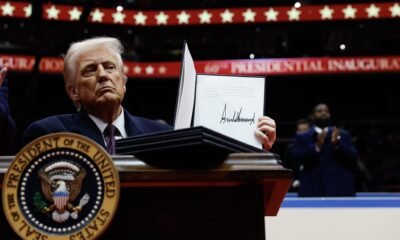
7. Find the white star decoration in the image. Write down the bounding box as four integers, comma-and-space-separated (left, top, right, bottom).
319, 5, 334, 20
220, 9, 234, 23
199, 10, 212, 24
389, 3, 400, 17
155, 11, 169, 25
23, 4, 32, 17
158, 66, 167, 74
112, 11, 126, 23
145, 65, 154, 74
46, 5, 60, 20
342, 5, 357, 19
134, 11, 147, 25
5, 4, 400, 25
242, 8, 256, 22
365, 4, 380, 18
1, 2, 15, 16
91, 9, 104, 22
264, 8, 279, 21
177, 11, 190, 24
287, 7, 301, 21
134, 66, 142, 74
69, 7, 82, 21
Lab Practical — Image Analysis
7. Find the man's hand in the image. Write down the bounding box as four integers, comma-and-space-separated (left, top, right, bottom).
255, 116, 276, 150
0, 65, 7, 87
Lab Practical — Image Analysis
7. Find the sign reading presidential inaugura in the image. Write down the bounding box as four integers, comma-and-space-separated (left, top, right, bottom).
2, 133, 120, 240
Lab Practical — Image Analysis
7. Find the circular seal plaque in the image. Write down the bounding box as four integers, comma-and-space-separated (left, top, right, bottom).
2, 133, 120, 240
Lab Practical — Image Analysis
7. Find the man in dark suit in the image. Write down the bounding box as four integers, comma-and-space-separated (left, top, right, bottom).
23, 37, 277, 153
0, 66, 16, 153
23, 37, 170, 152
292, 103, 357, 197
283, 118, 310, 192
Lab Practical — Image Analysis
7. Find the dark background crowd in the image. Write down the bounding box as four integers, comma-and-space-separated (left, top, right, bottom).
1, 0, 400, 193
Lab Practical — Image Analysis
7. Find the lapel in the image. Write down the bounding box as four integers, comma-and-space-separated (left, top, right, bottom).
70, 111, 106, 148
123, 109, 139, 137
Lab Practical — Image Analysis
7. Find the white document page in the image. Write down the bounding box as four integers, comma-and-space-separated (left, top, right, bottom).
174, 43, 197, 130
193, 75, 265, 149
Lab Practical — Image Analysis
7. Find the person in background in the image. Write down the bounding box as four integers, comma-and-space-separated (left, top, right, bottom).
292, 103, 358, 197
283, 118, 310, 191
0, 65, 16, 154
23, 37, 277, 153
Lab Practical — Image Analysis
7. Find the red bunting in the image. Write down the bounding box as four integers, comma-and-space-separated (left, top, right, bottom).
42, 4, 83, 21
0, 1, 31, 18
1, 1, 400, 24
2, 55, 400, 78
86, 3, 400, 26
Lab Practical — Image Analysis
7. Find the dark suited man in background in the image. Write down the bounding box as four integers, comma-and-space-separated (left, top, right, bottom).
292, 103, 357, 197
0, 65, 16, 154
23, 37, 277, 153
283, 118, 310, 192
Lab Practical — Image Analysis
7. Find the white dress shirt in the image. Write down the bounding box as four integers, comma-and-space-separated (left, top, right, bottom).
88, 110, 127, 144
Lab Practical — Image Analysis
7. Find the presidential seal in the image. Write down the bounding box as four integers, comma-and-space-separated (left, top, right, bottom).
2, 133, 120, 240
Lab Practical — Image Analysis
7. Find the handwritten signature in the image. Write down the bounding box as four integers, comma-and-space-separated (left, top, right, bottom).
220, 103, 255, 125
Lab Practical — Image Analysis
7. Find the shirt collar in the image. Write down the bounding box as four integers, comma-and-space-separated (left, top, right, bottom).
88, 109, 127, 138
314, 126, 329, 134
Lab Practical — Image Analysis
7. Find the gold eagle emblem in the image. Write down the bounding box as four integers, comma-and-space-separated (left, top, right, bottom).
37, 161, 89, 223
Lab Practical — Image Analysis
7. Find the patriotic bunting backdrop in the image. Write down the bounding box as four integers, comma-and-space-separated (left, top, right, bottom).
0, 1, 31, 18
1, 55, 400, 78
2, 1, 400, 78
1, 1, 400, 24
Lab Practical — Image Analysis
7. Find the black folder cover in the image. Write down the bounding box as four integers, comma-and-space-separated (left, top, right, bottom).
116, 126, 265, 169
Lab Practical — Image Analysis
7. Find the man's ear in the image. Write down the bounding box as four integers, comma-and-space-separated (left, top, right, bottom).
66, 84, 82, 111
66, 84, 79, 102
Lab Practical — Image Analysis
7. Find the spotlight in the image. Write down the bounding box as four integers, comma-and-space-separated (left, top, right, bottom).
340, 44, 346, 51
249, 53, 255, 59
116, 6, 123, 12
294, 2, 301, 8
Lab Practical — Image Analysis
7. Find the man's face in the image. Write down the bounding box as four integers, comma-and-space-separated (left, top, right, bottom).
70, 48, 127, 113
297, 123, 310, 133
313, 104, 331, 127
313, 104, 330, 121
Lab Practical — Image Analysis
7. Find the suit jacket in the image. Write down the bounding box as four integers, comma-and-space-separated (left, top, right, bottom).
0, 79, 16, 153
292, 125, 357, 197
23, 110, 172, 149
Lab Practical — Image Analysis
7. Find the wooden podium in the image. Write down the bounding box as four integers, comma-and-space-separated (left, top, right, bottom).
0, 153, 291, 240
